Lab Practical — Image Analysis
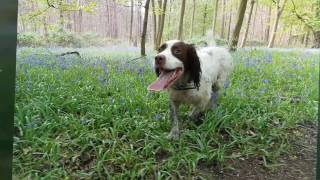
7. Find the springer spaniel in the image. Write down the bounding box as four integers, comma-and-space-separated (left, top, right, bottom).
148, 40, 233, 140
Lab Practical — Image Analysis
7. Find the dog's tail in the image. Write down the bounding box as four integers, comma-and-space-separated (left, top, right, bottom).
205, 29, 217, 47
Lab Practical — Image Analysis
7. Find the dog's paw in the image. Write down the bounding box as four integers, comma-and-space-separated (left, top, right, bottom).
167, 129, 179, 140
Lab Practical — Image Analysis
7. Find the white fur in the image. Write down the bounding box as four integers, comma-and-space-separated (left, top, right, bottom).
155, 40, 233, 139
155, 40, 184, 70
167, 42, 233, 112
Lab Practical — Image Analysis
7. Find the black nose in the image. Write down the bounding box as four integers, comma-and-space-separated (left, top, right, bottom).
155, 55, 165, 65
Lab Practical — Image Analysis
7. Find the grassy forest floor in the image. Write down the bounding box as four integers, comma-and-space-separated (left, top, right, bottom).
13, 47, 318, 179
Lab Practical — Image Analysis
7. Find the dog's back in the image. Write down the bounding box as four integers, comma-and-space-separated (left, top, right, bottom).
197, 46, 233, 90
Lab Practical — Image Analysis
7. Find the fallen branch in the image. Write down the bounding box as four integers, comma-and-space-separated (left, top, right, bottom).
57, 51, 81, 57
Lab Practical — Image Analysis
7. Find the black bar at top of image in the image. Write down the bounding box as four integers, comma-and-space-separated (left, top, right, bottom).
0, 0, 18, 179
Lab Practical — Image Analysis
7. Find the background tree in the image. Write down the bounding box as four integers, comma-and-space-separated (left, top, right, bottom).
141, 0, 151, 56
240, 0, 256, 47
155, 0, 167, 49
177, 0, 186, 40
229, 0, 248, 51
268, 0, 288, 48
212, 0, 219, 37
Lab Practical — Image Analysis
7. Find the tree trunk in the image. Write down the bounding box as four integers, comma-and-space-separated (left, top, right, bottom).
190, 0, 196, 38
202, 0, 209, 36
177, 0, 186, 40
227, 2, 232, 41
156, 0, 167, 48
228, 0, 248, 51
265, 5, 272, 42
141, 0, 151, 56
313, 31, 320, 48
268, 0, 288, 48
151, 0, 157, 49
105, 0, 110, 37
287, 25, 293, 47
212, 0, 219, 37
43, 16, 48, 38
313, 1, 320, 48
240, 0, 255, 48
129, 0, 134, 44
304, 31, 309, 47
166, 0, 173, 40
59, 0, 64, 32
220, 0, 226, 39
78, 0, 82, 33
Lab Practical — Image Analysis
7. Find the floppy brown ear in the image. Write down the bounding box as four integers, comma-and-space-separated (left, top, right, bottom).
186, 44, 201, 89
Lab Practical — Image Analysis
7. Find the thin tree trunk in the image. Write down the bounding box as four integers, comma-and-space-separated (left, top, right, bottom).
190, 0, 196, 38
265, 5, 272, 42
227, 2, 232, 41
129, 0, 134, 44
287, 25, 293, 47
202, 0, 209, 36
156, 0, 167, 48
304, 31, 309, 47
141, 0, 151, 56
43, 16, 48, 38
313, 1, 320, 48
229, 0, 248, 51
212, 0, 219, 37
313, 31, 320, 48
220, 0, 226, 38
177, 0, 186, 40
268, 0, 288, 48
240, 0, 255, 47
105, 0, 110, 37
59, 0, 64, 32
166, 0, 173, 40
157, 0, 162, 38
151, 0, 157, 49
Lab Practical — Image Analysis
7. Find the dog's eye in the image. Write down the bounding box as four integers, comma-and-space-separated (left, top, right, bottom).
174, 49, 181, 54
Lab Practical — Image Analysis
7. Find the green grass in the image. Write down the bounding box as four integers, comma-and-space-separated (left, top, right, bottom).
13, 47, 318, 179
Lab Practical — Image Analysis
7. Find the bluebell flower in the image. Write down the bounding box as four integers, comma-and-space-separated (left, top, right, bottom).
224, 81, 230, 89
136, 108, 142, 113
100, 62, 109, 78
138, 68, 143, 76
262, 79, 269, 84
259, 88, 266, 94
154, 114, 161, 121
264, 53, 273, 64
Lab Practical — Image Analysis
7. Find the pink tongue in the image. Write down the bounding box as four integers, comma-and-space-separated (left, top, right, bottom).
148, 71, 175, 91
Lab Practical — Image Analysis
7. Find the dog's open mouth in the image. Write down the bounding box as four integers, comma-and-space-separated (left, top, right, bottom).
148, 67, 183, 91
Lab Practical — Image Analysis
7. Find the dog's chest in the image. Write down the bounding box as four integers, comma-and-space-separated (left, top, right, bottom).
168, 89, 202, 105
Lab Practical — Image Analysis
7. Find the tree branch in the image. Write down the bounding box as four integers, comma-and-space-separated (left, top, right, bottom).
46, 0, 58, 9
290, 0, 314, 31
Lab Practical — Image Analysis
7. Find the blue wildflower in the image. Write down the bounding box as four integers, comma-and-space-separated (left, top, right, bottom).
154, 114, 161, 121
138, 68, 143, 76
259, 88, 266, 94
100, 62, 109, 78
262, 79, 269, 84
224, 80, 230, 89
265, 53, 273, 64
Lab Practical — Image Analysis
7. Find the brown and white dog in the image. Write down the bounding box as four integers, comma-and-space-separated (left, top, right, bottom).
148, 40, 233, 140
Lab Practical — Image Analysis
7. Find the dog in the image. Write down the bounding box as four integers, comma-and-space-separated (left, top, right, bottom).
148, 40, 233, 140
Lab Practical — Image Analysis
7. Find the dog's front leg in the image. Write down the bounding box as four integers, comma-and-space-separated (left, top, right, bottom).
167, 100, 180, 140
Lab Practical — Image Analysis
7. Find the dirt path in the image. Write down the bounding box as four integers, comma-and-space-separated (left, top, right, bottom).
200, 122, 317, 180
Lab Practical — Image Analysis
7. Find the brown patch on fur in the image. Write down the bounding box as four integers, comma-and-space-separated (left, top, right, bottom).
170, 42, 202, 89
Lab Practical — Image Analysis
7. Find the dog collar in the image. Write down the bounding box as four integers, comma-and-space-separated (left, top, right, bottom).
171, 83, 197, 91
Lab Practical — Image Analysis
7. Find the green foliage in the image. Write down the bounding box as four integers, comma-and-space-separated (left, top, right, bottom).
17, 31, 105, 47
13, 48, 319, 178
17, 33, 44, 47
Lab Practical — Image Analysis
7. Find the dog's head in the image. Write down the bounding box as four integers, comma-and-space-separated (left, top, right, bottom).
148, 40, 201, 91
